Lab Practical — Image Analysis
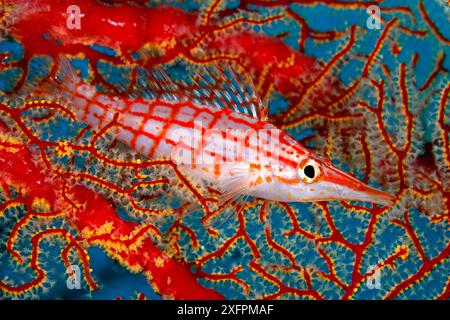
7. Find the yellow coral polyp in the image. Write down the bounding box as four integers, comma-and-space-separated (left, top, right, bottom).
154, 257, 165, 268
81, 227, 95, 239
0, 133, 23, 146
55, 141, 73, 157
96, 222, 114, 236
31, 197, 51, 213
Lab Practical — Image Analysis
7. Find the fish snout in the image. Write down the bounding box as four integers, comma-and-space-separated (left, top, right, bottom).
321, 166, 396, 207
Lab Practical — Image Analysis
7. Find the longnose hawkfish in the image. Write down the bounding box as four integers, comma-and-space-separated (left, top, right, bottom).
33, 59, 395, 215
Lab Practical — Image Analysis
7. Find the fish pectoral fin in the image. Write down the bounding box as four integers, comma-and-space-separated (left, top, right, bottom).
203, 194, 249, 229
202, 170, 252, 228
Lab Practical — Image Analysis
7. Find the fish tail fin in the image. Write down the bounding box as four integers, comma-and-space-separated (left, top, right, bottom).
12, 53, 83, 120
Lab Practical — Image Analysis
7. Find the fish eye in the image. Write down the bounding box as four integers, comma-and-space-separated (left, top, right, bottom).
298, 159, 321, 183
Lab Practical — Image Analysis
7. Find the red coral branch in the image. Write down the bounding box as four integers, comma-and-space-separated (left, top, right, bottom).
0, 126, 224, 299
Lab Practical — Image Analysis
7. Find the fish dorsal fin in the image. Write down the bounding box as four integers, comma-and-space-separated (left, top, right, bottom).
188, 64, 267, 120
136, 61, 268, 120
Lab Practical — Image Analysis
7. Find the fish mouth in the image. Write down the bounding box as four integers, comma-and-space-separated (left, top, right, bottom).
322, 166, 396, 207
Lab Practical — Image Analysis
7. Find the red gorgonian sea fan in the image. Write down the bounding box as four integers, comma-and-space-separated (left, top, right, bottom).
0, 0, 449, 300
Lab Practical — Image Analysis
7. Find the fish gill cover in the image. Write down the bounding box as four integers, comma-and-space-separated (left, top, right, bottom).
0, 0, 449, 300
